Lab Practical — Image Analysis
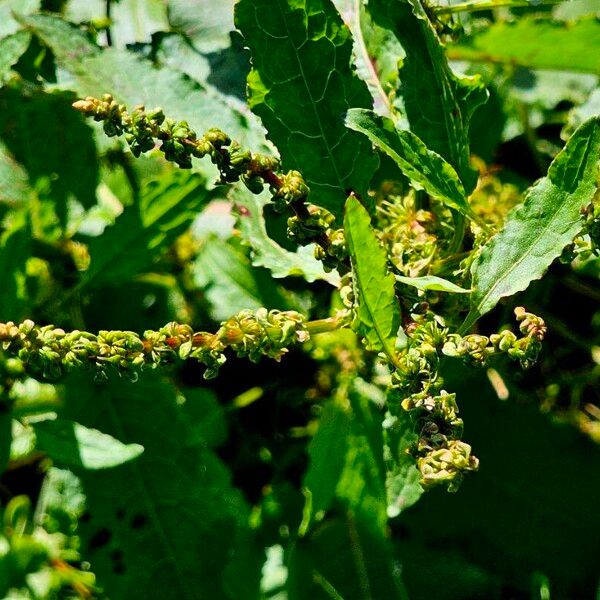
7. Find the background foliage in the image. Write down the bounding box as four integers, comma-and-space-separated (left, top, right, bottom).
0, 0, 599, 598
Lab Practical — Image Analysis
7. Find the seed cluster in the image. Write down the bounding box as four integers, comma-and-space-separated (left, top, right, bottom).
390, 307, 546, 490
0, 309, 308, 382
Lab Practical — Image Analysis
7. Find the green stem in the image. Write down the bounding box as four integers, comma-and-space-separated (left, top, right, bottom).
305, 316, 347, 335
434, 0, 563, 15
448, 212, 466, 255
105, 0, 113, 46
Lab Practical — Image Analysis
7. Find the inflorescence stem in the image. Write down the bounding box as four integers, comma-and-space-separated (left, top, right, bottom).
0, 311, 346, 383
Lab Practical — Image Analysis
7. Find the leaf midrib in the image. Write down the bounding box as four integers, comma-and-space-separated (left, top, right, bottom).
473, 171, 592, 318
274, 0, 345, 190
346, 218, 398, 366
106, 399, 194, 600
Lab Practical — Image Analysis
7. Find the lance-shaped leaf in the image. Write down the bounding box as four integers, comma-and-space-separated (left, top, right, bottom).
448, 17, 600, 75
235, 0, 379, 221
346, 108, 478, 221
463, 116, 600, 331
344, 195, 401, 361
395, 274, 470, 294
368, 0, 487, 193
332, 0, 403, 117
32, 419, 144, 470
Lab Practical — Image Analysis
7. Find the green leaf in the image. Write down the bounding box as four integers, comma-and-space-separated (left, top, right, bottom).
395, 274, 470, 294
62, 373, 261, 600
0, 0, 39, 38
396, 362, 600, 599
179, 387, 227, 449
20, 13, 267, 159
303, 399, 351, 519
464, 116, 600, 331
346, 108, 478, 221
0, 87, 99, 212
332, 0, 403, 117
344, 195, 401, 360
0, 210, 31, 321
32, 419, 144, 470
83, 171, 211, 288
235, 0, 379, 221
231, 187, 340, 285
336, 384, 388, 532
384, 392, 423, 518
66, 0, 169, 47
0, 141, 30, 205
368, 0, 487, 192
192, 235, 292, 320
0, 407, 12, 474
166, 0, 236, 53
448, 17, 600, 75
290, 382, 407, 600
0, 31, 31, 81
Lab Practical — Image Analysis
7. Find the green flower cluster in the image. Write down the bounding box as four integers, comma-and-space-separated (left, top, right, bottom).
443, 306, 546, 369
287, 204, 347, 272
391, 307, 546, 490
0, 309, 309, 382
73, 95, 347, 272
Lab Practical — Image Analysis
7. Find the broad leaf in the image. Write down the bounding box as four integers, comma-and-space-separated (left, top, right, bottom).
21, 13, 267, 160
290, 383, 407, 600
235, 0, 379, 220
0, 210, 31, 321
167, 0, 236, 53
368, 0, 487, 193
32, 419, 144, 470
336, 385, 388, 532
464, 116, 600, 330
0, 407, 11, 474
232, 187, 340, 285
66, 0, 169, 47
0, 87, 99, 212
346, 108, 477, 220
83, 171, 210, 288
344, 195, 401, 360
303, 399, 351, 519
449, 17, 600, 75
395, 274, 470, 294
0, 0, 39, 38
62, 373, 261, 600
0, 141, 30, 205
192, 235, 292, 320
0, 31, 31, 81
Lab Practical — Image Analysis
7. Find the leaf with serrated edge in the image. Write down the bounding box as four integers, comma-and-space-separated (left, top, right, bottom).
395, 275, 470, 294
235, 0, 379, 221
344, 195, 401, 361
32, 419, 143, 470
346, 108, 478, 220
368, 0, 487, 193
231, 187, 340, 285
463, 116, 600, 331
